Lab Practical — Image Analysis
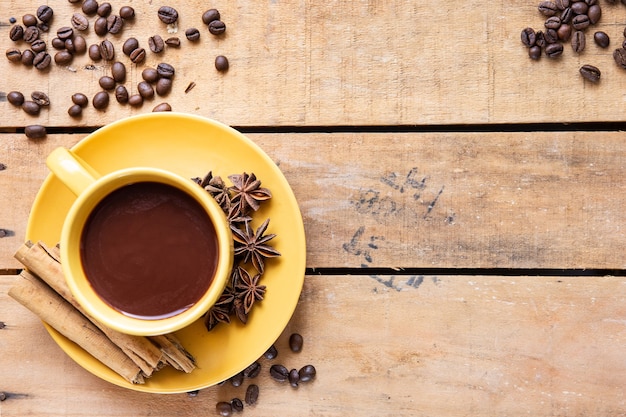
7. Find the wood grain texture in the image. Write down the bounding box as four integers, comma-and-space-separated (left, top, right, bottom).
2, 274, 626, 416
3, 1, 626, 127
1, 132, 624, 270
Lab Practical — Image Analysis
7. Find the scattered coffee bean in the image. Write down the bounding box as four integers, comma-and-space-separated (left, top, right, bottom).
157, 62, 175, 78
245, 384, 259, 405
572, 14, 590, 30
25, 125, 47, 139
539, 1, 558, 16
560, 7, 573, 24
97, 2, 112, 17
142, 67, 159, 83
557, 24, 571, 41
571, 30, 585, 53
88, 44, 102, 61
37, 5, 54, 23
23, 26, 40, 43
122, 37, 139, 56
65, 39, 76, 54
588, 4, 601, 24
71, 13, 89, 31
185, 28, 200, 41
230, 371, 244, 387
165, 37, 181, 47
155, 78, 172, 96
614, 47, 626, 69
119, 6, 135, 20
215, 401, 232, 417
7, 91, 25, 106
298, 364, 316, 382
243, 361, 261, 378
9, 25, 24, 41
6, 48, 21, 63
544, 28, 558, 44
82, 0, 99, 16
521, 27, 536, 47
231, 398, 244, 412
128, 93, 143, 106
99, 76, 116, 90
579, 64, 601, 82
215, 55, 229, 72
148, 35, 164, 53
111, 61, 126, 83
288, 368, 300, 388
570, 1, 588, 15
114, 85, 129, 103
56, 26, 73, 40
74, 35, 87, 54
92, 91, 110, 110
68, 104, 83, 118
37, 22, 49, 33
54, 50, 72, 65
22, 101, 41, 116
594, 31, 609, 48
72, 93, 89, 107
21, 49, 35, 66
158, 6, 178, 24
31, 91, 50, 106
22, 14, 38, 27
202, 8, 220, 25
209, 20, 226, 35
129, 47, 146, 63
269, 364, 289, 382
289, 333, 303, 352
33, 51, 51, 70
31, 39, 46, 53
68, 0, 81, 3
264, 344, 278, 360
545, 42, 564, 58
529, 45, 541, 60
94, 16, 108, 36
8, 17, 16, 24
137, 81, 155, 99
99, 39, 115, 60
107, 15, 123, 34
51, 37, 65, 50
544, 16, 561, 30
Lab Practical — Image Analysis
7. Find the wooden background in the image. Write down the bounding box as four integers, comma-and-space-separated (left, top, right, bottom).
1, 0, 626, 416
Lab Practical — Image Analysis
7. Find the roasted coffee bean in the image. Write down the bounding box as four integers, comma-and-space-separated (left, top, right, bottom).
31, 39, 46, 53
114, 85, 129, 103
264, 344, 278, 360
68, 0, 81, 3
269, 364, 289, 381
107, 15, 123, 34
119, 6, 135, 20
74, 35, 87, 54
560, 7, 573, 24
94, 17, 108, 36
209, 20, 226, 35
137, 82, 154, 99
82, 0, 99, 16
153, 102, 173, 112
129, 47, 145, 63
165, 37, 181, 47
88, 44, 102, 61
215, 402, 232, 417
122, 37, 139, 55
9, 25, 24, 41
158, 6, 178, 24
37, 5, 54, 23
539, 1, 558, 16
555, 0, 570, 9
572, 14, 589, 30
585, 0, 597, 5
155, 78, 172, 96
25, 125, 47, 139
230, 398, 244, 412
185, 28, 200, 41
572, 30, 585, 53
544, 28, 558, 44
8, 17, 16, 24
298, 364, 316, 382
7, 91, 24, 106
33, 51, 51, 70
99, 76, 116, 91
21, 49, 35, 66
141, 67, 159, 83
37, 21, 49, 32
214, 55, 229, 72
579, 64, 601, 82
614, 47, 626, 69
594, 31, 610, 48
243, 362, 261, 378
92, 91, 109, 110
288, 368, 300, 387
557, 23, 571, 41
156, 62, 175, 78
529, 45, 542, 60
57, 26, 73, 40
97, 2, 112, 17
545, 42, 564, 58
128, 93, 143, 106
71, 13, 89, 31
148, 35, 164, 53
111, 61, 126, 83
571, 1, 588, 14
99, 39, 114, 60
68, 104, 82, 118
51, 37, 65, 50
202, 8, 220, 25
588, 4, 601, 24
22, 14, 37, 27
22, 101, 41, 116
544, 16, 561, 30
72, 93, 89, 107
245, 384, 259, 405
31, 91, 50, 106
229, 371, 244, 387
6, 48, 21, 63
520, 27, 536, 47
289, 333, 304, 352
23, 26, 40, 43
535, 31, 546, 48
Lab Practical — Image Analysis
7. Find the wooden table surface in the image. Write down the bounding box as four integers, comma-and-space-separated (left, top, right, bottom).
2, 1, 626, 416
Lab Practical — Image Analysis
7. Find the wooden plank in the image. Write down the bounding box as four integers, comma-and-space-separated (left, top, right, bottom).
3, 1, 626, 127
2, 273, 626, 416
1, 132, 625, 270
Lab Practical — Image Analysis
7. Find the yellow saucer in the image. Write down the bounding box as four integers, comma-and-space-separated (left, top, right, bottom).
26, 113, 306, 393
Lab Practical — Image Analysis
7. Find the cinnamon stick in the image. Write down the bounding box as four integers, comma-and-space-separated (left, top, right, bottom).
8, 270, 145, 384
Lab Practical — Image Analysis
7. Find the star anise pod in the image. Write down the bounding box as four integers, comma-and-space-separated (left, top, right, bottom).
231, 218, 281, 274
232, 296, 248, 324
203, 173, 232, 212
228, 172, 272, 214
235, 266, 266, 314
203, 290, 234, 331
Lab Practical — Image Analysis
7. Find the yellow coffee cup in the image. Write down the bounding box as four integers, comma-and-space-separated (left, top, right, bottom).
46, 147, 233, 336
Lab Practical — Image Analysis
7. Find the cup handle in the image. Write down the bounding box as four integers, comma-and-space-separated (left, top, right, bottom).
46, 147, 101, 196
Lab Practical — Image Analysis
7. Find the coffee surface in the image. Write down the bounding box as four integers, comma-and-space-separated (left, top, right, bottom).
80, 181, 218, 319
